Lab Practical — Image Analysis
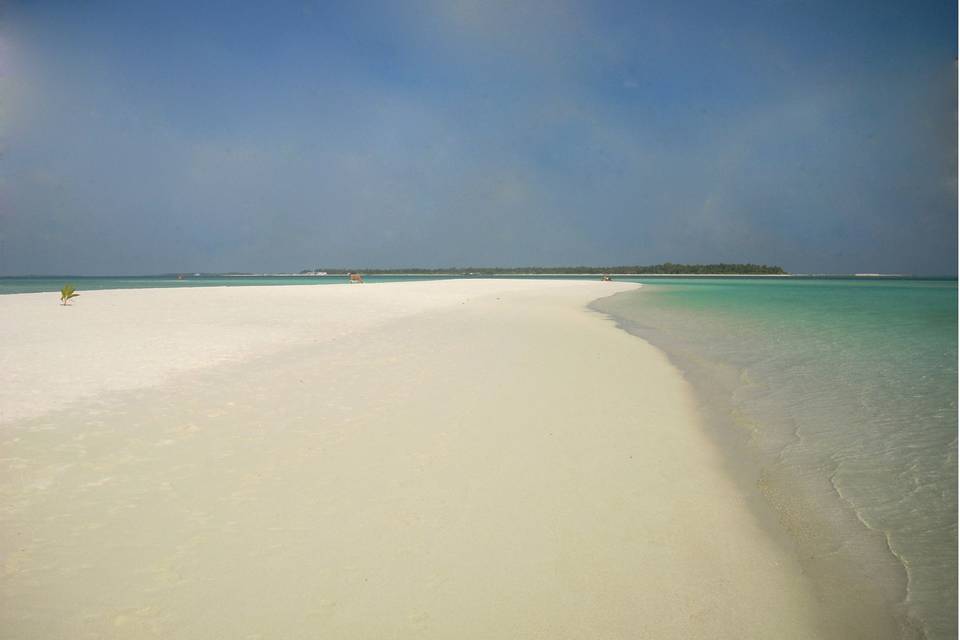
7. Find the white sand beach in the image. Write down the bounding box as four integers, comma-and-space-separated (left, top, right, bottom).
1, 280, 829, 638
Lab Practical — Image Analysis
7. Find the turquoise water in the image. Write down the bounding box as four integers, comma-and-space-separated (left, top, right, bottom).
595, 278, 957, 639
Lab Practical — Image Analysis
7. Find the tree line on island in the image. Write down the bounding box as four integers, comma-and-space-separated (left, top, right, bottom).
300, 263, 787, 275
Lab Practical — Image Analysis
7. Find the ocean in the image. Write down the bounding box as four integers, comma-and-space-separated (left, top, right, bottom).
593, 277, 957, 639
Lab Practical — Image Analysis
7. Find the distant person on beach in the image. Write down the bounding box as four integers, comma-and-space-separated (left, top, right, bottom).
349, 273, 364, 284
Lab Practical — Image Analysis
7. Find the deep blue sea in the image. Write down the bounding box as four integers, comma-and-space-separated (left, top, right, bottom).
594, 277, 957, 639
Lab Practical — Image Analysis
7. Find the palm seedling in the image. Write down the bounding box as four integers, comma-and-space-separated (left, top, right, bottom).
60, 283, 79, 306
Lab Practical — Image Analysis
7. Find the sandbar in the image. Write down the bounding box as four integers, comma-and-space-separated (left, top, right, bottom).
1, 280, 828, 638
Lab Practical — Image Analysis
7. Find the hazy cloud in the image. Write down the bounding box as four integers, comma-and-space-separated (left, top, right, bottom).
0, 0, 955, 275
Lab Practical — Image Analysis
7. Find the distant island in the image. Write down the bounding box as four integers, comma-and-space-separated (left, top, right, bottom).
299, 263, 788, 276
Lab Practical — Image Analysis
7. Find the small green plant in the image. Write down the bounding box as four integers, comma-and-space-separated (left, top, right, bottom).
60, 283, 79, 306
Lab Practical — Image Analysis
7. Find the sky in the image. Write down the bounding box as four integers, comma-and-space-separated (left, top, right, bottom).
0, 0, 956, 275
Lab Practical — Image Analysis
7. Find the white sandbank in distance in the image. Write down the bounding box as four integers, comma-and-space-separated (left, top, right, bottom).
1, 280, 828, 638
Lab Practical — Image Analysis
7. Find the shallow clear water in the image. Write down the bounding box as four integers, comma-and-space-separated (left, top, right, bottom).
595, 278, 957, 639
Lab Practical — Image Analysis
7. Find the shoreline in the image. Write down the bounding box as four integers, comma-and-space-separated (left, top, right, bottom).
220, 273, 797, 277
591, 286, 926, 639
3, 280, 832, 637
2, 274, 945, 299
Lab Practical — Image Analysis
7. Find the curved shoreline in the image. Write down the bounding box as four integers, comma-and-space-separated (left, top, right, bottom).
3, 279, 832, 637
590, 286, 925, 639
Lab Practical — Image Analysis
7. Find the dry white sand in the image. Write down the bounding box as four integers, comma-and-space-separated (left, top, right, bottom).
1, 280, 828, 638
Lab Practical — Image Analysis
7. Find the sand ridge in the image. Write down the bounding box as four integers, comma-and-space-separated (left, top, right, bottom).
1, 280, 828, 638
0, 280, 629, 424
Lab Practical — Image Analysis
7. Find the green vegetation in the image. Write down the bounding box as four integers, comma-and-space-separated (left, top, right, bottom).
59, 283, 79, 305
302, 263, 787, 275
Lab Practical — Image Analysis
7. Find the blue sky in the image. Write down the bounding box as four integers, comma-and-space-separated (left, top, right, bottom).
1, 0, 956, 274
